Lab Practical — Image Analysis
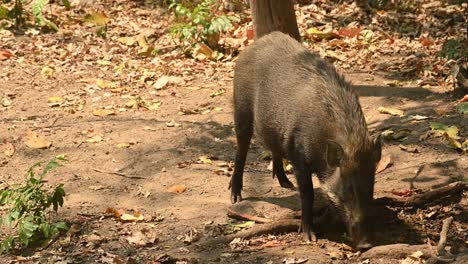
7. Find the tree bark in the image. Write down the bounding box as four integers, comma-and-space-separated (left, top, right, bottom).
250, 0, 301, 41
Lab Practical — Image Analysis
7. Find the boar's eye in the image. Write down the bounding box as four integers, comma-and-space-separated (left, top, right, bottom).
326, 140, 344, 167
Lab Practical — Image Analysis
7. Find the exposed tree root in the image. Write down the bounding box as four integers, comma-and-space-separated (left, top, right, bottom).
224, 182, 466, 260
229, 219, 301, 240
360, 244, 432, 259
436, 217, 453, 256
375, 182, 467, 207
361, 217, 460, 262
227, 207, 272, 223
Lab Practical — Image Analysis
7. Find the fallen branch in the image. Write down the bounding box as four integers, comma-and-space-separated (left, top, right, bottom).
360, 244, 432, 259
423, 216, 456, 263
227, 208, 272, 223
375, 181, 467, 207
361, 216, 460, 261
92, 168, 145, 179
230, 219, 301, 240
436, 217, 453, 256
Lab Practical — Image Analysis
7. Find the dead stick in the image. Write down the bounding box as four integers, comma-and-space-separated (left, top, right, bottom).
375, 182, 467, 207
360, 244, 432, 259
233, 219, 301, 240
436, 217, 453, 256
227, 208, 272, 223
92, 168, 144, 179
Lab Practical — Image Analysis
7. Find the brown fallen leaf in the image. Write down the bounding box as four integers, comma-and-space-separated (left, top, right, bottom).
120, 212, 144, 222
338, 27, 362, 38
460, 94, 468, 102
177, 161, 191, 168
165, 120, 181, 127
391, 189, 416, 197
125, 228, 158, 247
105, 208, 144, 222
1, 142, 15, 157
197, 155, 212, 164
193, 42, 214, 60
106, 207, 125, 218
93, 109, 116, 117
399, 144, 419, 153
24, 131, 52, 149
378, 107, 404, 116
41, 66, 54, 79
116, 143, 130, 148
86, 135, 103, 143
376, 155, 393, 173
434, 105, 451, 115
167, 185, 187, 193
214, 168, 231, 176
0, 49, 14, 61
143, 126, 157, 131
83, 11, 110, 25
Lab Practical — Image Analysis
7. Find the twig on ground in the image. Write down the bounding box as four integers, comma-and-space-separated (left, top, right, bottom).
230, 219, 301, 240
227, 207, 272, 223
92, 168, 145, 179
375, 182, 467, 207
360, 244, 432, 259
436, 216, 453, 256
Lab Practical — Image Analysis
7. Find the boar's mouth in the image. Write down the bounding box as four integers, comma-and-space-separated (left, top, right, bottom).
320, 168, 373, 249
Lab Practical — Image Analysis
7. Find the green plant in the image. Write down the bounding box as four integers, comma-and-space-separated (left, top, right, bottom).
0, 0, 70, 30
169, 0, 239, 48
0, 158, 67, 254
439, 38, 467, 60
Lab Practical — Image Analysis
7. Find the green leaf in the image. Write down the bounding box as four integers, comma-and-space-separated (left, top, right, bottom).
392, 129, 411, 141
61, 0, 71, 9
39, 222, 51, 238
19, 218, 38, 245
53, 221, 68, 231
0, 236, 15, 254
52, 185, 65, 211
32, 0, 46, 19
31, 0, 59, 31
457, 102, 468, 115
5, 211, 20, 227
27, 161, 43, 178
0, 6, 9, 19
96, 26, 107, 39
430, 122, 460, 140
41, 160, 60, 177
0, 190, 10, 204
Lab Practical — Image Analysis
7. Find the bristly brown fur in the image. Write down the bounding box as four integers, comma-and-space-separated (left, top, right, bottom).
231, 31, 381, 248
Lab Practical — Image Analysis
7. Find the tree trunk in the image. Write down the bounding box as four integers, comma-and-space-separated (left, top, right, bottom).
250, 0, 301, 41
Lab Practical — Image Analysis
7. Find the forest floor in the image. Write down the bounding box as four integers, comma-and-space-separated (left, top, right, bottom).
0, 1, 467, 263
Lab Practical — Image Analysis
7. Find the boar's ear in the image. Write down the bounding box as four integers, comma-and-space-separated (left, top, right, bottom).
371, 133, 382, 163
326, 140, 344, 167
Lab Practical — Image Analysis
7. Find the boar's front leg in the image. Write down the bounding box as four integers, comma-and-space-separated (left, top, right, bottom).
294, 164, 317, 242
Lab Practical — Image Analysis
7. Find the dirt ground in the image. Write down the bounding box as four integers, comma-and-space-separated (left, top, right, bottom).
1, 1, 467, 263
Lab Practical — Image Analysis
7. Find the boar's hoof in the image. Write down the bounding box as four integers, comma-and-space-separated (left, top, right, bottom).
279, 179, 295, 190
299, 224, 317, 242
356, 241, 373, 251
303, 231, 317, 242
230, 193, 242, 204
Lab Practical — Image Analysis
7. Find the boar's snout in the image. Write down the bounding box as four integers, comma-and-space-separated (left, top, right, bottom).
356, 239, 372, 251
349, 218, 373, 251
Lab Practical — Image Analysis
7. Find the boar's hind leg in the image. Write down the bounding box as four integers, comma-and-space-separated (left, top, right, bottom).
272, 155, 295, 189
294, 164, 317, 242
229, 112, 253, 204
